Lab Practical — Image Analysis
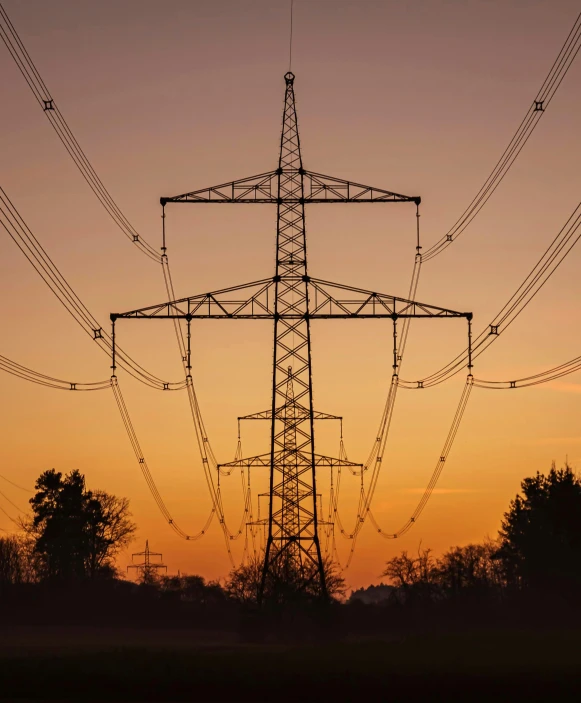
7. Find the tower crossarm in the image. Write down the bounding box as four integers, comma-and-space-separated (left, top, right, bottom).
112, 277, 469, 321
239, 408, 341, 421
218, 451, 362, 471
160, 171, 419, 205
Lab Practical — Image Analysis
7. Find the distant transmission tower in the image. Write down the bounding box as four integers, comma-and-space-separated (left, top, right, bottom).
112, 73, 471, 601
127, 540, 167, 583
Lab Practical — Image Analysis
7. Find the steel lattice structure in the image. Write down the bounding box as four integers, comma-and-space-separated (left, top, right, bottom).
112, 72, 471, 601
127, 540, 167, 583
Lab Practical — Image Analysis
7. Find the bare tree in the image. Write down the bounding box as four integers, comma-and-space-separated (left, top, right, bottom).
0, 534, 37, 591
88, 491, 136, 578
382, 546, 438, 603
226, 555, 263, 604
158, 574, 226, 604
226, 553, 346, 605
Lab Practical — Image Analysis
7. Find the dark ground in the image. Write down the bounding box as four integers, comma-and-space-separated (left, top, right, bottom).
1, 626, 580, 702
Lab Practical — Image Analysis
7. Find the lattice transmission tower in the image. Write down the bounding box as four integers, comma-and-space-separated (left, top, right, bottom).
127, 540, 167, 583
112, 72, 471, 601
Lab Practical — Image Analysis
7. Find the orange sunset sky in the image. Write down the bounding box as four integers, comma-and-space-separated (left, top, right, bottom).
1, 0, 581, 589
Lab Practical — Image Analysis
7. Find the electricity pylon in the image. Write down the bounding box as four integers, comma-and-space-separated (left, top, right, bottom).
112, 72, 471, 601
127, 540, 167, 583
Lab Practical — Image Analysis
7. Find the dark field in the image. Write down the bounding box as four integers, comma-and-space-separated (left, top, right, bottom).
1, 627, 580, 702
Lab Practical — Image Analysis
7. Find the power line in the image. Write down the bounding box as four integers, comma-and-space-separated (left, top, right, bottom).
0, 4, 244, 552
366, 202, 581, 542
0, 501, 20, 527
0, 489, 26, 515
0, 186, 231, 545
0, 3, 160, 263
340, 12, 581, 547
0, 361, 221, 545
0, 473, 30, 493
398, 201, 581, 389
0, 353, 110, 391
423, 10, 581, 261
340, 192, 581, 547
474, 352, 581, 390
111, 375, 217, 543
366, 375, 473, 543
336, 373, 473, 565
0, 3, 192, 390
0, 186, 187, 391
111, 372, 246, 563
359, 344, 581, 545
0, 130, 244, 557
2, 1, 579, 572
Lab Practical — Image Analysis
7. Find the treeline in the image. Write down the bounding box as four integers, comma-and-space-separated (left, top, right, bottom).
346, 463, 581, 633
351, 540, 502, 605
349, 540, 506, 619
1, 463, 581, 636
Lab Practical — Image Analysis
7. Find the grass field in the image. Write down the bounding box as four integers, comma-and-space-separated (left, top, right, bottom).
1, 626, 580, 701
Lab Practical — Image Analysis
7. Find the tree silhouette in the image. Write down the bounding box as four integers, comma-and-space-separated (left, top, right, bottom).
381, 541, 506, 604
88, 490, 135, 579
0, 535, 36, 592
226, 552, 346, 605
436, 541, 504, 598
382, 547, 438, 603
158, 574, 226, 605
27, 469, 135, 583
497, 463, 581, 595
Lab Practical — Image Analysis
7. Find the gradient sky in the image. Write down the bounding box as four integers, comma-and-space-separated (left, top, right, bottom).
1, 0, 580, 589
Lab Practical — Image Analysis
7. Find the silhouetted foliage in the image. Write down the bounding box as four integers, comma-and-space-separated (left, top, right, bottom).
497, 463, 581, 595
158, 573, 226, 605
226, 552, 346, 605
137, 565, 159, 586
375, 464, 581, 620
348, 583, 394, 604
89, 490, 135, 578
26, 469, 136, 583
436, 541, 504, 599
4, 460, 581, 639
380, 541, 505, 606
226, 554, 263, 604
0, 534, 36, 592
382, 547, 439, 603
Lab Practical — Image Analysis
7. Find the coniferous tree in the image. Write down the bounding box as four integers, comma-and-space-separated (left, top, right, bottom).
497, 463, 581, 595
